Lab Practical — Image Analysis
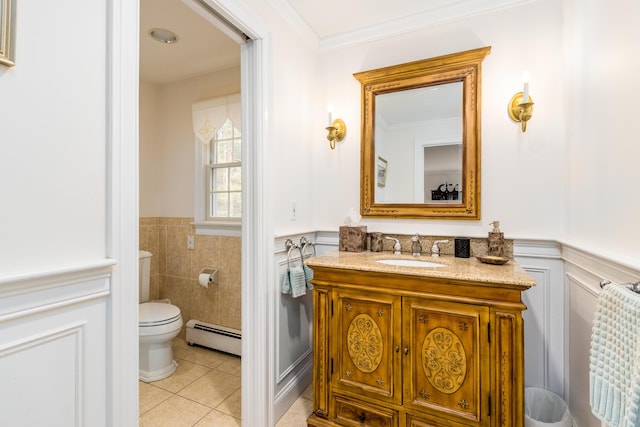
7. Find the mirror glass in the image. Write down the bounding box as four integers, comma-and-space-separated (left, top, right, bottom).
374, 82, 463, 204
355, 47, 490, 219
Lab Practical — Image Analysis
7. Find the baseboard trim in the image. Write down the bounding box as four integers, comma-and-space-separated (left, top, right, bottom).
274, 357, 313, 422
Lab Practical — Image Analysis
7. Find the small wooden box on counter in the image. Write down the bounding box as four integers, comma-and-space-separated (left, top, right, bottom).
339, 226, 367, 252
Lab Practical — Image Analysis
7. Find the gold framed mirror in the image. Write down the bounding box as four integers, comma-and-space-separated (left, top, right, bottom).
354, 46, 491, 219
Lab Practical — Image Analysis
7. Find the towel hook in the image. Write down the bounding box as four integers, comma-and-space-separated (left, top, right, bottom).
301, 239, 316, 259
286, 243, 304, 271
285, 237, 316, 270
600, 279, 640, 293
285, 238, 295, 252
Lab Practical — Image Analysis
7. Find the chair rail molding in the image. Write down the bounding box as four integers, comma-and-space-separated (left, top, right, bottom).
0, 260, 115, 322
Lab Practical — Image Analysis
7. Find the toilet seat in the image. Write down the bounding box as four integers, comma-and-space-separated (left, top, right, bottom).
139, 302, 181, 327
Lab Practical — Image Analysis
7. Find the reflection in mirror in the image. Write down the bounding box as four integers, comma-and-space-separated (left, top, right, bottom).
374, 82, 463, 204
423, 143, 462, 203
355, 47, 491, 219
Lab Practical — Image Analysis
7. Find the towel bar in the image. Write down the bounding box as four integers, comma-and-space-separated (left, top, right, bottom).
599, 280, 640, 293
284, 237, 317, 268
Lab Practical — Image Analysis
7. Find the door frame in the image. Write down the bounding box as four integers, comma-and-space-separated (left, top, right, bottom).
109, 0, 273, 425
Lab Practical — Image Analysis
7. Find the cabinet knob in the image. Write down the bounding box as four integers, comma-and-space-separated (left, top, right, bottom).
395, 346, 400, 353
404, 347, 409, 355
358, 413, 366, 422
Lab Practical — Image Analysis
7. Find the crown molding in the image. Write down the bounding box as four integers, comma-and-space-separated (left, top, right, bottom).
267, 0, 320, 51
314, 0, 538, 51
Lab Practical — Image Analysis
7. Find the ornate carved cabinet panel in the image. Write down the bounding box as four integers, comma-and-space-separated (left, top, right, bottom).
403, 298, 490, 426
333, 290, 401, 403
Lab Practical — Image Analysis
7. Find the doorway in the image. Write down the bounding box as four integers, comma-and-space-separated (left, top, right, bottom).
138, 0, 269, 425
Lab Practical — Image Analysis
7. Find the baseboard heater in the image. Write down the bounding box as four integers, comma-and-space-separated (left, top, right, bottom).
186, 319, 242, 357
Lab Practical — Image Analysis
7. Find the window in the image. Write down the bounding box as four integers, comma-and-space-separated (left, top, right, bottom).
207, 118, 241, 220
191, 94, 242, 233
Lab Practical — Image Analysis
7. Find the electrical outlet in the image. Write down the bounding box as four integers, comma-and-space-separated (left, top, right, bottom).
187, 235, 195, 250
291, 201, 297, 221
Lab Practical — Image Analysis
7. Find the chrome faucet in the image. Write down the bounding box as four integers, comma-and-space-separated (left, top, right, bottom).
384, 237, 402, 255
411, 233, 422, 256
430, 240, 450, 257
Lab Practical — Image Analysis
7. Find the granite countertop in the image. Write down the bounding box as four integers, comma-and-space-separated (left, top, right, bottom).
305, 251, 536, 288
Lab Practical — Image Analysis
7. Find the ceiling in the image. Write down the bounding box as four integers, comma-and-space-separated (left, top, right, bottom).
140, 0, 453, 85
140, 0, 240, 85
140, 0, 523, 85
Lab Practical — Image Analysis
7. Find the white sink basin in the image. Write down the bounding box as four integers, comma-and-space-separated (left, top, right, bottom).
376, 259, 446, 268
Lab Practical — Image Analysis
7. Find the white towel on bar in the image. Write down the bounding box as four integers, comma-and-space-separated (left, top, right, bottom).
590, 284, 640, 427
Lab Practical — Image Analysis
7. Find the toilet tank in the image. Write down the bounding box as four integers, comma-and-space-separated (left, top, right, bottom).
139, 250, 153, 303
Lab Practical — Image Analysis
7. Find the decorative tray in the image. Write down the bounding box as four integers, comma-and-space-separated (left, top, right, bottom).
476, 255, 510, 265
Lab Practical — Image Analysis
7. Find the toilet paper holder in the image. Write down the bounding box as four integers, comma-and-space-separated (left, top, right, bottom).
199, 268, 218, 285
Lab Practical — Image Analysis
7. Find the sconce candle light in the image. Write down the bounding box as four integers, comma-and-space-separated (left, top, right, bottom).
325, 104, 346, 149
508, 71, 534, 132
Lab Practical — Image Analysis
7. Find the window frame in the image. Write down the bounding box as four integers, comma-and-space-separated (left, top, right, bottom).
192, 94, 242, 236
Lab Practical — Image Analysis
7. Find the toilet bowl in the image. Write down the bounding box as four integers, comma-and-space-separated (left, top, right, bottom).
139, 302, 183, 382
138, 251, 183, 382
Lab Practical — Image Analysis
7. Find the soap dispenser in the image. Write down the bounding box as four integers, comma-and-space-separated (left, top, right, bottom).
488, 221, 504, 257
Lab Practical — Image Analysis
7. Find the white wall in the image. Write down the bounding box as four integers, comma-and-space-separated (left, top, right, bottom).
0, 1, 139, 425
140, 80, 161, 217
0, 0, 108, 275
563, 0, 640, 266
139, 67, 241, 218
269, 26, 320, 235
311, 0, 566, 241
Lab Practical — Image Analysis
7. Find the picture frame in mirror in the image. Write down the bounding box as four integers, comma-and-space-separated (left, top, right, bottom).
377, 156, 387, 188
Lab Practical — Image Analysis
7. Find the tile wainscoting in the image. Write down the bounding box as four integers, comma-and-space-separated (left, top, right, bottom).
140, 217, 241, 334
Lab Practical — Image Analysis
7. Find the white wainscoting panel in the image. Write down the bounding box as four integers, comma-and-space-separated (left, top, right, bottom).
273, 232, 337, 422
0, 323, 85, 426
514, 240, 565, 397
0, 261, 112, 427
563, 244, 640, 427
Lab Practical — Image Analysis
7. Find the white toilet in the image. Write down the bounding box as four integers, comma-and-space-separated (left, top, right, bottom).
138, 250, 183, 382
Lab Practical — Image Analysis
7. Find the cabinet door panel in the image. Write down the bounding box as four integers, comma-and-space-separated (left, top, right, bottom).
334, 290, 401, 402
403, 298, 489, 425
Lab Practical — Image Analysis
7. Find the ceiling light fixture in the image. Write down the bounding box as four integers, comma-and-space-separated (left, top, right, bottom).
148, 28, 179, 44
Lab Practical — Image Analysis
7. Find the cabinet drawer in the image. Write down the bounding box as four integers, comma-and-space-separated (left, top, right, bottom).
334, 395, 398, 427
406, 412, 471, 427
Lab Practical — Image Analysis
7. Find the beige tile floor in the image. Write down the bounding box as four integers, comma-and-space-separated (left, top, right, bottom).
139, 338, 313, 426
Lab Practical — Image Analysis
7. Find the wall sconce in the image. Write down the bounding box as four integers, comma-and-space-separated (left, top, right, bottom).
325, 105, 346, 149
508, 72, 534, 132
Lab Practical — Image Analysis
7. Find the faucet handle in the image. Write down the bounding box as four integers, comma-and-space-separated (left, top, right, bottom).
384, 236, 402, 255
430, 240, 450, 257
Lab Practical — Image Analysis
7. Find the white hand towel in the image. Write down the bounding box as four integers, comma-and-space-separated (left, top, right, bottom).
590, 284, 640, 427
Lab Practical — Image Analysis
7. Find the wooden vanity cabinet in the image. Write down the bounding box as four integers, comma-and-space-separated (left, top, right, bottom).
308, 266, 529, 427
